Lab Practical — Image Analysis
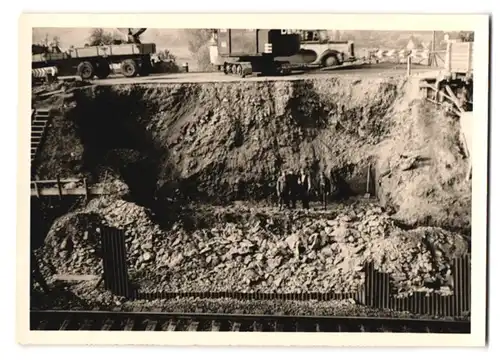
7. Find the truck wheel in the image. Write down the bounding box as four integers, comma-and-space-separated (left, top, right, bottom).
77, 61, 95, 80
139, 62, 152, 76
96, 60, 111, 79
323, 55, 340, 67
121, 59, 138, 77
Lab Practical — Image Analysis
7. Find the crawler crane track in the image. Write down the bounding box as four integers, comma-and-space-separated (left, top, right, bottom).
30, 310, 470, 333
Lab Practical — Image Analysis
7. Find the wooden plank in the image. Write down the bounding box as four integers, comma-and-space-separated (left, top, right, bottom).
58, 317, 72, 330
252, 321, 263, 332
123, 318, 135, 331
83, 177, 89, 202
56, 175, 62, 199
164, 319, 177, 331
101, 319, 114, 330
33, 181, 39, 198
145, 320, 158, 331
30, 187, 107, 197
274, 321, 284, 332
187, 321, 199, 332
445, 85, 465, 112
211, 321, 221, 332
79, 319, 93, 330
31, 178, 82, 184
36, 320, 48, 330
53, 274, 99, 282
231, 322, 241, 332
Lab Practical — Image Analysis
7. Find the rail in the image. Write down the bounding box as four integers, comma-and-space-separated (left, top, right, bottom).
29, 310, 470, 333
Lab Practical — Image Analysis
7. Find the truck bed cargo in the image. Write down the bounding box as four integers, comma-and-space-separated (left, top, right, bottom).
32, 43, 157, 80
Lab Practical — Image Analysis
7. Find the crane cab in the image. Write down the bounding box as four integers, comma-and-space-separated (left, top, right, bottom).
210, 29, 301, 77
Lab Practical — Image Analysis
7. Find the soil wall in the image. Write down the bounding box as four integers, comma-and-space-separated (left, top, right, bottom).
35, 76, 471, 233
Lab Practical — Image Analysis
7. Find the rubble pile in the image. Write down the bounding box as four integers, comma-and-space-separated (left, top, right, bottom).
38, 212, 103, 276
40, 198, 469, 295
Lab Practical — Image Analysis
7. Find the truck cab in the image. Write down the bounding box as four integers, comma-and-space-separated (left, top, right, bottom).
298, 30, 355, 67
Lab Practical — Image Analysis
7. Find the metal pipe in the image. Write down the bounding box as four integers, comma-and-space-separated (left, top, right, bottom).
406, 56, 412, 76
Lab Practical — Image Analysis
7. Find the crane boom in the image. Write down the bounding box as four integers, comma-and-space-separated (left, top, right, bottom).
116, 28, 147, 44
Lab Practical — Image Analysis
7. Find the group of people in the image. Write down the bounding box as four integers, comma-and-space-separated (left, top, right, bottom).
276, 168, 336, 210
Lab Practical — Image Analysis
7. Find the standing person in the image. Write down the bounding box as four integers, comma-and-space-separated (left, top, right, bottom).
298, 168, 312, 209
318, 172, 331, 210
286, 170, 298, 209
329, 168, 343, 200
276, 170, 288, 210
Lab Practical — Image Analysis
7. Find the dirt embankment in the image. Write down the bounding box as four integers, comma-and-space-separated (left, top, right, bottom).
36, 76, 470, 232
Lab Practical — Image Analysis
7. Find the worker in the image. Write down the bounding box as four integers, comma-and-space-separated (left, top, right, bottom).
298, 168, 312, 209
276, 170, 288, 210
329, 169, 340, 200
286, 170, 299, 209
318, 172, 331, 210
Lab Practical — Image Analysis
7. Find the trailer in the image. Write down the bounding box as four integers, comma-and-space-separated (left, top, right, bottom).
32, 42, 157, 80
209, 29, 302, 77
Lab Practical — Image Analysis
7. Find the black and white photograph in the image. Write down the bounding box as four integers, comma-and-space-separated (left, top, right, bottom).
18, 13, 489, 346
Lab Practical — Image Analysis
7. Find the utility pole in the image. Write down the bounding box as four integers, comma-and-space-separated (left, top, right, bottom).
428, 30, 441, 67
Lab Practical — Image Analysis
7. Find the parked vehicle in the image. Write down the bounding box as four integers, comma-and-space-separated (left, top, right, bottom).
32, 28, 156, 80
209, 29, 302, 77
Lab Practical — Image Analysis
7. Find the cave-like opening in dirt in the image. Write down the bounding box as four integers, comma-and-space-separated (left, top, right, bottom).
67, 87, 164, 208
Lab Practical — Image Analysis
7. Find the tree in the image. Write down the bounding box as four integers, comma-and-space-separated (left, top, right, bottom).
183, 29, 214, 71
458, 31, 474, 42
51, 36, 61, 47
151, 49, 180, 73
184, 29, 213, 54
88, 28, 115, 46
157, 49, 177, 62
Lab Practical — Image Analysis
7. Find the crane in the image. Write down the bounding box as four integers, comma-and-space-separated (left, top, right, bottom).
116, 28, 148, 44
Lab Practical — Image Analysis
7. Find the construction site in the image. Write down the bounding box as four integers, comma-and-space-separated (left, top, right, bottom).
29, 28, 474, 332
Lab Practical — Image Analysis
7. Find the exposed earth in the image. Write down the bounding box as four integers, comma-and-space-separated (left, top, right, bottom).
31, 71, 471, 314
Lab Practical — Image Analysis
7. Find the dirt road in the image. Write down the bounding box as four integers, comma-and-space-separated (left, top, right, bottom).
60, 63, 442, 86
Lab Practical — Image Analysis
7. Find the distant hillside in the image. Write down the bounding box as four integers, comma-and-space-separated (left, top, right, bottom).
335, 30, 467, 50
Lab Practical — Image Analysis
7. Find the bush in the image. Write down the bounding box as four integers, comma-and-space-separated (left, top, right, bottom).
88, 28, 115, 46
151, 49, 181, 74
183, 29, 214, 71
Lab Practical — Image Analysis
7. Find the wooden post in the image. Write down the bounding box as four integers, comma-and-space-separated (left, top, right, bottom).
406, 56, 412, 76
445, 85, 464, 112
33, 181, 40, 198
445, 41, 452, 73
56, 175, 62, 199
467, 42, 473, 73
364, 164, 371, 198
83, 177, 89, 203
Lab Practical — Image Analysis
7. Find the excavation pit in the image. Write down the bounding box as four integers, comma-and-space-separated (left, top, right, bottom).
31, 75, 471, 310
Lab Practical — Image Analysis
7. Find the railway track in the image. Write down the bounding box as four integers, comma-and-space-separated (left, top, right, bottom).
30, 310, 470, 333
